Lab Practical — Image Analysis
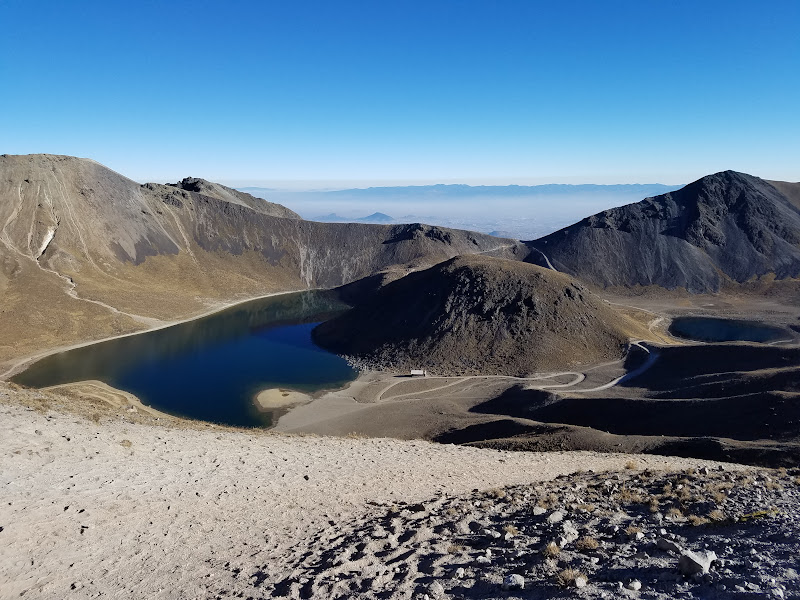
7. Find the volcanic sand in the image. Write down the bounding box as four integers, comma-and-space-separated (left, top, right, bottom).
0, 383, 747, 600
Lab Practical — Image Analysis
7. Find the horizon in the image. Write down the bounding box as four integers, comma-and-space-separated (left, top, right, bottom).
0, 1, 798, 185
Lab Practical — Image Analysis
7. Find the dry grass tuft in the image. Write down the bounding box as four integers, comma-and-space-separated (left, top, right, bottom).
666, 507, 683, 520
708, 509, 726, 522
617, 487, 644, 504
119, 439, 132, 448
543, 541, 561, 557
489, 488, 507, 499
625, 524, 642, 537
625, 460, 639, 470
556, 568, 586, 588
687, 514, 709, 526
503, 524, 519, 537
575, 536, 599, 551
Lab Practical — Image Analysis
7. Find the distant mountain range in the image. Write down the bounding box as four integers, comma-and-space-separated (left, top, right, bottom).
240, 183, 683, 240
240, 183, 678, 198
312, 212, 395, 224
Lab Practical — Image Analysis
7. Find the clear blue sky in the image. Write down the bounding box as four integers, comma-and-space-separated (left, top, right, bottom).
1, 0, 798, 186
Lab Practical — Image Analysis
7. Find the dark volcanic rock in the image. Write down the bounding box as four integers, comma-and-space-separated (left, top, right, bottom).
313, 255, 640, 375
526, 171, 800, 292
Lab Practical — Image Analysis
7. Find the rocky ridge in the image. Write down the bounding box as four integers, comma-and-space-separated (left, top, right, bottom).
527, 171, 800, 292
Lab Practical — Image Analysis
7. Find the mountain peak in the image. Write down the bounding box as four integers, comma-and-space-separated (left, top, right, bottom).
528, 170, 800, 292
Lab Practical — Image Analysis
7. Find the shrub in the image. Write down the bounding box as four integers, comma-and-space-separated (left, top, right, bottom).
666, 507, 683, 520
543, 542, 560, 557
556, 568, 586, 588
575, 536, 599, 551
708, 509, 726, 522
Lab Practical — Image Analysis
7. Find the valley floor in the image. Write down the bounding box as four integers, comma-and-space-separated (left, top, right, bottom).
4, 384, 792, 600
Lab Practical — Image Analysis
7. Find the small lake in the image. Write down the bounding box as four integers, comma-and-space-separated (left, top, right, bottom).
12, 291, 357, 427
668, 316, 790, 343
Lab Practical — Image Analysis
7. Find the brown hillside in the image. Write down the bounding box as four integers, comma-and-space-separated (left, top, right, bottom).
0, 154, 525, 372
313, 255, 647, 375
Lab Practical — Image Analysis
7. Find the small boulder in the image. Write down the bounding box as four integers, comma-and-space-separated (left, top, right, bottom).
628, 580, 642, 591
426, 581, 445, 598
679, 549, 717, 576
502, 573, 525, 590
547, 511, 564, 524
559, 521, 579, 546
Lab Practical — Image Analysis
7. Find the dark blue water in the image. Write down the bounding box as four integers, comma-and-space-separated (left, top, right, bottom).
669, 316, 789, 343
12, 291, 357, 427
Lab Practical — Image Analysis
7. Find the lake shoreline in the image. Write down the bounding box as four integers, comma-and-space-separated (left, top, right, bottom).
1, 287, 314, 381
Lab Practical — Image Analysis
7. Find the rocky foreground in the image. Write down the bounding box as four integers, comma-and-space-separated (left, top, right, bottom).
286, 466, 799, 599
1, 385, 797, 599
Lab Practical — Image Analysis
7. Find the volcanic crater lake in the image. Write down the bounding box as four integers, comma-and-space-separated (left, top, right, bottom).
12, 291, 358, 427
668, 316, 791, 344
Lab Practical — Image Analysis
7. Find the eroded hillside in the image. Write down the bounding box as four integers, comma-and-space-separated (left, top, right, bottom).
0, 154, 525, 372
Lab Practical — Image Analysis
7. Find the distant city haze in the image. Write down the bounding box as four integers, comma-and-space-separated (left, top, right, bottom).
241, 183, 681, 240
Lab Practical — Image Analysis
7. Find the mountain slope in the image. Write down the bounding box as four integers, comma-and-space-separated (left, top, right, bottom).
526, 171, 800, 292
313, 255, 648, 375
0, 154, 525, 371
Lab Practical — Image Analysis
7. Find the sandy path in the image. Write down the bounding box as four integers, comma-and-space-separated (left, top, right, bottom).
0, 401, 747, 600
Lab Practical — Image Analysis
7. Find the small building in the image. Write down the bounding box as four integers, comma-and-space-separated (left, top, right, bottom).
410, 369, 427, 377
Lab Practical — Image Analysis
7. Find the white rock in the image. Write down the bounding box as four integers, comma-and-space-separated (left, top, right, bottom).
427, 581, 444, 598
628, 579, 642, 591
559, 521, 579, 546
532, 506, 547, 516
679, 549, 717, 576
574, 575, 588, 588
454, 567, 466, 579
547, 510, 564, 524
502, 573, 525, 590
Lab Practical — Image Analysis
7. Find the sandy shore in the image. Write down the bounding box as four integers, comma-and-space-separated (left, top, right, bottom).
0, 385, 751, 600
255, 387, 312, 410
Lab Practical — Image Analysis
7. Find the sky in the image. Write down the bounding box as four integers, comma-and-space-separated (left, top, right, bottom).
0, 0, 798, 187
